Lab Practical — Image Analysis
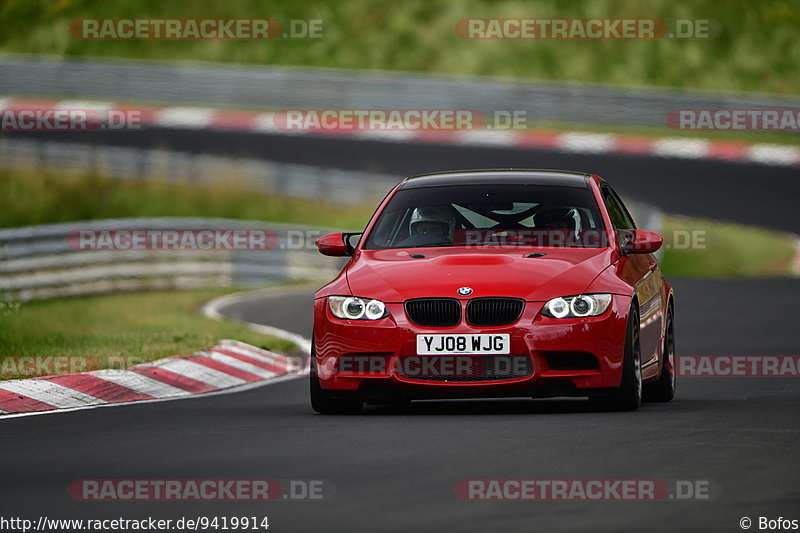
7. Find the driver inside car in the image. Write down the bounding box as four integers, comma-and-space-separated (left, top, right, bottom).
536, 208, 579, 246
397, 205, 457, 247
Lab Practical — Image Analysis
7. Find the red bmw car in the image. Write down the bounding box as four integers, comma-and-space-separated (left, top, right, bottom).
311, 169, 675, 413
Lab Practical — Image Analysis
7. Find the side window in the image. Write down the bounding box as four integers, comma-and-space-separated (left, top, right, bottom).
369, 209, 404, 247
601, 186, 636, 230
610, 188, 637, 229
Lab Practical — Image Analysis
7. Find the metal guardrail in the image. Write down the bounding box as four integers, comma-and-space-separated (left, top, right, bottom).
0, 136, 401, 206
1, 203, 661, 302
0, 218, 346, 302
1, 54, 798, 128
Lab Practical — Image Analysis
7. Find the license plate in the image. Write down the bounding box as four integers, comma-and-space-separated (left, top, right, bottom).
416, 334, 511, 355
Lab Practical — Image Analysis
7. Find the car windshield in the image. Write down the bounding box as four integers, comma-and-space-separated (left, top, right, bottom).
363, 183, 608, 249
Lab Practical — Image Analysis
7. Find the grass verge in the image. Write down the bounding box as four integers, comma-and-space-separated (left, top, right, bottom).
0, 288, 297, 380
661, 215, 797, 277
0, 169, 376, 230
0, 0, 798, 95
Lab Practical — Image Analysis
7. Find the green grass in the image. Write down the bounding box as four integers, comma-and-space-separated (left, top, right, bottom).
0, 169, 376, 230
0, 0, 798, 95
0, 288, 297, 380
660, 215, 797, 277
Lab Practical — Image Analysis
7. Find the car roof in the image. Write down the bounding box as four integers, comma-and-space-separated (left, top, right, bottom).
400, 169, 592, 189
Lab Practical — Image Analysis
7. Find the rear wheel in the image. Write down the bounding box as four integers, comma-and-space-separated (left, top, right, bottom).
644, 304, 676, 402
309, 341, 362, 415
591, 305, 642, 412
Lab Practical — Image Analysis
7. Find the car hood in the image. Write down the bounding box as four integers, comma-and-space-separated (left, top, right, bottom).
346, 247, 614, 302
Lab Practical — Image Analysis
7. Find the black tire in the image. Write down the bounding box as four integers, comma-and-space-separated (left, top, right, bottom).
591, 305, 642, 412
309, 341, 362, 415
644, 304, 676, 402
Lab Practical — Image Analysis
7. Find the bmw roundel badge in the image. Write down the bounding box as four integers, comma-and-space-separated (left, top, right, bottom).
457, 287, 473, 296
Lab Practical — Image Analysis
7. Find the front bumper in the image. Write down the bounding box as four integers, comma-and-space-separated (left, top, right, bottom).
313, 295, 631, 400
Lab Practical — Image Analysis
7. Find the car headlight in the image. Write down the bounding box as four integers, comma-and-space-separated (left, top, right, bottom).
541, 294, 612, 318
328, 296, 388, 320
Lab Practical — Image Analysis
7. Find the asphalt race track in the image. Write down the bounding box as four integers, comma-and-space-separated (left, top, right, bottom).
2, 276, 799, 532
1, 138, 799, 531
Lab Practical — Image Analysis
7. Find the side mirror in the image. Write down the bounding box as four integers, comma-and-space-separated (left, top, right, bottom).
619, 229, 663, 254
315, 232, 361, 256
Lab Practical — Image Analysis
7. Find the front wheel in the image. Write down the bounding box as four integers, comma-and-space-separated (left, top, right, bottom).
644, 304, 676, 402
591, 305, 642, 412
309, 341, 362, 414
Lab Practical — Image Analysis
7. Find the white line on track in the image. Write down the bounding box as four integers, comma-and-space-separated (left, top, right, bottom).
202, 289, 313, 355
1, 287, 313, 421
